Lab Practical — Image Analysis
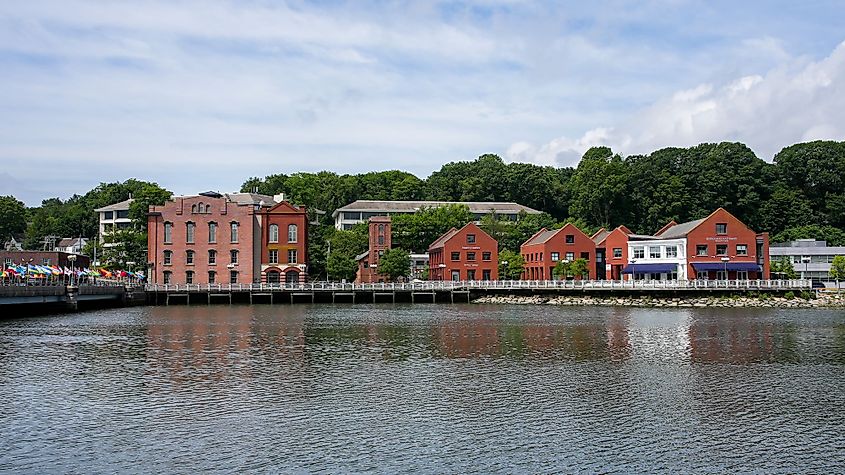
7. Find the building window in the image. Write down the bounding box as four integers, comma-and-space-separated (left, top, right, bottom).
42, 258, 51, 265
288, 224, 298, 243
482, 252, 492, 261
208, 271, 216, 283
104, 211, 113, 220
191, 204, 197, 213
208, 250, 216, 265
565, 252, 575, 261
613, 248, 622, 258
186, 250, 194, 265
230, 222, 239, 243
482, 269, 491, 281
649, 246, 661, 259
451, 270, 460, 281
208, 222, 217, 243
666, 246, 677, 258
269, 250, 279, 264
377, 224, 384, 246
451, 252, 460, 261
716, 244, 728, 256
466, 234, 476, 244
467, 252, 476, 261
269, 224, 279, 243
737, 271, 748, 280
186, 222, 195, 243
164, 222, 172, 244
117, 210, 129, 219
163, 271, 172, 284
467, 270, 476, 280
716, 270, 727, 280
696, 271, 708, 280
163, 250, 172, 265
230, 271, 238, 283
581, 252, 590, 260
551, 252, 560, 262
716, 223, 727, 235
185, 271, 194, 284
696, 245, 708, 256
566, 234, 575, 244
230, 250, 238, 264
633, 247, 645, 259
288, 249, 297, 264
736, 244, 748, 256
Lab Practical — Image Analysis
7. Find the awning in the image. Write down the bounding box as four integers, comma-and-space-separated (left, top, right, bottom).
621, 263, 677, 274
692, 262, 762, 272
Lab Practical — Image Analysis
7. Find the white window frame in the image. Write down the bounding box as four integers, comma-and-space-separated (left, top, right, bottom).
269, 224, 279, 243
288, 224, 298, 243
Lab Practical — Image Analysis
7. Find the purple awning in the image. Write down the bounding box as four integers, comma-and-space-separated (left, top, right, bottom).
622, 263, 677, 274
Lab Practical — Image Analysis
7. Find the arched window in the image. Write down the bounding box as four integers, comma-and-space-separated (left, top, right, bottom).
191, 204, 197, 213
269, 224, 279, 243
163, 222, 172, 243
205, 204, 211, 213
186, 222, 195, 243
208, 222, 217, 243
287, 224, 297, 243
377, 224, 385, 246
197, 202, 204, 213
230, 222, 239, 243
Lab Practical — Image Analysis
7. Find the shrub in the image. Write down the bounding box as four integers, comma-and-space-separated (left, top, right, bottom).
784, 291, 795, 300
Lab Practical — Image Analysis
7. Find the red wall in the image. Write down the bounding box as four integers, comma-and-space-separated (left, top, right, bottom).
601, 227, 630, 280
260, 202, 308, 282
684, 208, 769, 279
429, 223, 498, 281
521, 224, 596, 280
148, 196, 259, 284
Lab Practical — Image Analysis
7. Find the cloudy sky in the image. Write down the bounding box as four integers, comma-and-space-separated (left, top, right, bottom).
2, 1, 844, 205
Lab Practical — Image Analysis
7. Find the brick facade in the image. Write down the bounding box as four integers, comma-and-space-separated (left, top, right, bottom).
1, 251, 90, 270
147, 194, 268, 285
429, 223, 498, 281
681, 208, 770, 280
259, 202, 308, 283
521, 223, 596, 280
356, 216, 392, 283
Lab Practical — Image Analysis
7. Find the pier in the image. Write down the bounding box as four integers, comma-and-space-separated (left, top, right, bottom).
0, 284, 145, 313
144, 279, 813, 305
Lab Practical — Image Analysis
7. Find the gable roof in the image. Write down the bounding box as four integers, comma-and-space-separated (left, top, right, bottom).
523, 228, 559, 246
333, 200, 541, 218
95, 198, 134, 212
654, 220, 678, 236
428, 227, 459, 251
591, 228, 610, 245
263, 200, 305, 214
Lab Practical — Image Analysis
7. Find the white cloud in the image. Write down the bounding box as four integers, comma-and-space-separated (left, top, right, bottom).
509, 40, 845, 166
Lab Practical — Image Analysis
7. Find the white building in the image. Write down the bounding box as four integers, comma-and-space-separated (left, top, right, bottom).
625, 236, 688, 280
332, 200, 542, 230
769, 239, 845, 283
54, 237, 88, 254
95, 198, 134, 243
410, 253, 429, 280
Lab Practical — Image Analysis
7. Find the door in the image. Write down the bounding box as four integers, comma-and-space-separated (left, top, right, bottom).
451, 270, 460, 281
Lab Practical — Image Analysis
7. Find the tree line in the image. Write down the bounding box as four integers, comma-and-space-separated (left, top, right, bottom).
3, 140, 843, 277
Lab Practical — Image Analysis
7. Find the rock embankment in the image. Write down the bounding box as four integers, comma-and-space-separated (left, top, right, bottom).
473, 293, 845, 308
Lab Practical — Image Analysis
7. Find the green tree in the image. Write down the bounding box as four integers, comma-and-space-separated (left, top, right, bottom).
773, 225, 845, 247
553, 258, 589, 280
100, 229, 147, 270
830, 255, 845, 285
569, 147, 630, 229
378, 248, 411, 282
498, 249, 524, 280
326, 252, 357, 282
770, 257, 798, 279
0, 196, 28, 242
392, 204, 474, 253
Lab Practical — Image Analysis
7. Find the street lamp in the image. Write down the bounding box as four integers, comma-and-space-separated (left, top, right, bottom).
801, 256, 811, 283
67, 254, 77, 287
721, 256, 730, 281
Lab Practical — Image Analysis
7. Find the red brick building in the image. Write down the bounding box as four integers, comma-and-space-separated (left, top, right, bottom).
592, 225, 633, 280
520, 223, 596, 280
259, 201, 308, 284
1, 251, 90, 270
356, 216, 392, 283
658, 208, 770, 280
148, 192, 279, 285
428, 223, 498, 281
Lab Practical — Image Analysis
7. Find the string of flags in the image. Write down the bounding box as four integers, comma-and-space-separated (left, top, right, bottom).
1, 265, 145, 280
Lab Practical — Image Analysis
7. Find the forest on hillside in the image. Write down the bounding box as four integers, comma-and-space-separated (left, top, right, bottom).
2, 140, 844, 277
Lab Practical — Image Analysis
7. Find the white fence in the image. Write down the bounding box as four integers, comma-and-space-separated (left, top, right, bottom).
145, 279, 812, 293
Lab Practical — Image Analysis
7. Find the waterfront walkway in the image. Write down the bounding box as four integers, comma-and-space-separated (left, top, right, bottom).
144, 279, 813, 305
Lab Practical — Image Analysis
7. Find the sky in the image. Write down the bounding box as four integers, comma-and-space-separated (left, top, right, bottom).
2, 0, 844, 205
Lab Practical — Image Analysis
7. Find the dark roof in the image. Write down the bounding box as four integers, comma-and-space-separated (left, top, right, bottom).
523, 229, 559, 246
333, 200, 541, 218
428, 227, 460, 250
591, 229, 610, 245
657, 217, 707, 239
94, 198, 134, 212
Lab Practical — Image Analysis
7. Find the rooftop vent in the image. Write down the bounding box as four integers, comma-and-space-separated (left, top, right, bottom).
199, 191, 223, 198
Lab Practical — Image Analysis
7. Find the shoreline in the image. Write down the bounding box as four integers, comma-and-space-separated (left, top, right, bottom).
472, 293, 845, 308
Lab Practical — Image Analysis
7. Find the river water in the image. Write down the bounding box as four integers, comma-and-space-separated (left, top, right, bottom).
1, 304, 844, 473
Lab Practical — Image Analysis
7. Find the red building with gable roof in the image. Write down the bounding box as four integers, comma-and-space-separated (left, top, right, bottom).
658, 207, 770, 280
259, 200, 308, 284
521, 223, 596, 280
356, 216, 392, 283
428, 223, 498, 281
592, 225, 633, 280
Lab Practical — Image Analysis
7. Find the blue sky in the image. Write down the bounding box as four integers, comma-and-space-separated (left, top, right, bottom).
2, 0, 844, 205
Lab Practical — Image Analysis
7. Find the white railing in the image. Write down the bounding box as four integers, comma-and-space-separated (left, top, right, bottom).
145, 279, 812, 292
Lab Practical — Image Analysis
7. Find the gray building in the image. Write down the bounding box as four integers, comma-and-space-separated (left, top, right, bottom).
332, 200, 542, 230
769, 239, 845, 283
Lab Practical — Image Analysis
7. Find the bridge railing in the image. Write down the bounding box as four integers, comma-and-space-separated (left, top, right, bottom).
144, 279, 812, 293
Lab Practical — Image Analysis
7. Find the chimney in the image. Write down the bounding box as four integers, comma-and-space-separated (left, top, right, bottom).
274, 193, 287, 203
